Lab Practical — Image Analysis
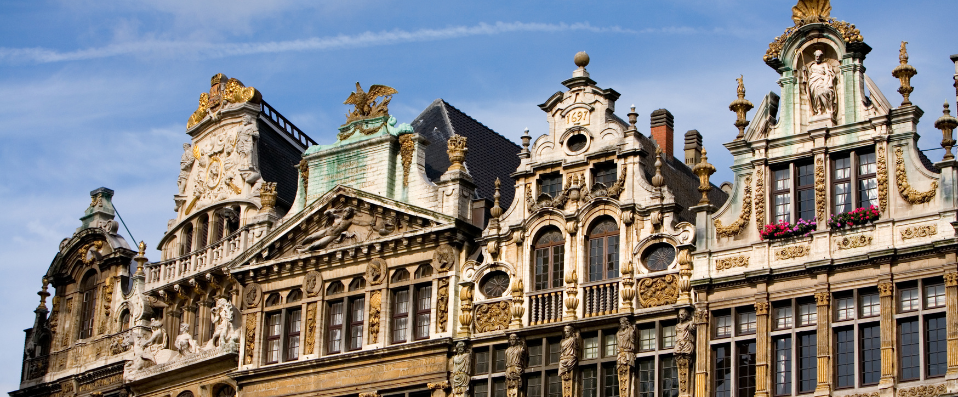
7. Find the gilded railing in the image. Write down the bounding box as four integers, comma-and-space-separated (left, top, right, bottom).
145, 226, 248, 289
583, 281, 618, 317
529, 290, 563, 325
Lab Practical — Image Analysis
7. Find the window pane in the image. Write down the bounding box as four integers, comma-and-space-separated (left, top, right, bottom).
547, 372, 561, 397
738, 311, 757, 334
715, 314, 732, 337
494, 379, 506, 397
861, 293, 880, 318
602, 363, 619, 397
638, 359, 654, 397
713, 344, 731, 397
926, 284, 946, 308
415, 285, 431, 340
797, 189, 816, 222
350, 298, 364, 350
603, 334, 617, 358
392, 289, 409, 343
836, 296, 854, 321
774, 193, 791, 223
606, 235, 619, 280
589, 238, 603, 282
834, 182, 851, 214
548, 340, 561, 365
738, 341, 756, 397
287, 309, 301, 360
583, 335, 599, 359
859, 153, 876, 175
774, 306, 793, 330
774, 169, 791, 191
927, 315, 947, 377
835, 327, 854, 388
639, 327, 655, 351
858, 177, 878, 208
582, 365, 597, 397
527, 374, 542, 397
494, 345, 507, 372
900, 319, 920, 381
797, 164, 814, 186
835, 157, 851, 179
328, 303, 343, 353
901, 288, 919, 312
474, 382, 488, 397
529, 342, 543, 366
661, 324, 676, 349
661, 355, 679, 397
475, 350, 489, 374
798, 333, 817, 393
552, 246, 565, 289
774, 337, 792, 396
535, 248, 549, 290
861, 324, 881, 385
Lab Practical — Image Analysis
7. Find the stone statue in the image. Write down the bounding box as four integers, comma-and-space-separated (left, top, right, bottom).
451, 342, 472, 397
559, 325, 580, 397
298, 207, 356, 252
178, 143, 195, 194
205, 298, 239, 353
616, 317, 636, 397
143, 317, 168, 354
236, 115, 259, 164
675, 308, 695, 355
804, 49, 837, 117
174, 323, 199, 357
125, 331, 153, 372
505, 334, 527, 397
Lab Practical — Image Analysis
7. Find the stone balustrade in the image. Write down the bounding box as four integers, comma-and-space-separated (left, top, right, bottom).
145, 226, 249, 290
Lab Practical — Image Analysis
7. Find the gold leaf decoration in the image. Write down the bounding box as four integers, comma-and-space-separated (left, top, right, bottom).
244, 314, 256, 364
369, 290, 382, 343
765, 16, 862, 63
835, 234, 872, 249
815, 156, 826, 222
775, 245, 810, 260
187, 74, 261, 129
474, 301, 511, 333
716, 256, 749, 271
900, 224, 937, 240
637, 275, 679, 308
715, 175, 752, 238
897, 384, 947, 397
399, 134, 415, 187
877, 142, 888, 212
304, 302, 317, 355
895, 147, 937, 204
436, 278, 449, 333
754, 167, 766, 232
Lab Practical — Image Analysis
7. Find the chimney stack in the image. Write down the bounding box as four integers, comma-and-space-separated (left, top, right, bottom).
684, 129, 703, 166
650, 109, 674, 160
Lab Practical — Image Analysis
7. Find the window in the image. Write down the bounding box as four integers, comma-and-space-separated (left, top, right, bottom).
637, 358, 653, 397
713, 344, 731, 397
900, 319, 920, 381
737, 341, 756, 397
927, 315, 947, 378
533, 229, 565, 291
661, 324, 676, 349
836, 295, 854, 321
119, 310, 131, 332
798, 333, 817, 393
415, 284, 432, 340
835, 327, 854, 388
481, 271, 511, 298
415, 265, 433, 279
327, 301, 344, 353
798, 301, 817, 326
738, 311, 757, 335
894, 277, 948, 382
265, 293, 281, 307
774, 305, 793, 330
262, 290, 305, 363
773, 337, 791, 396
197, 214, 209, 250
474, 344, 509, 397
715, 312, 732, 338
539, 173, 563, 198
901, 286, 920, 312
584, 334, 599, 359
390, 269, 432, 345
660, 355, 679, 397
593, 162, 617, 187
832, 150, 877, 215
772, 168, 791, 223
711, 306, 757, 397
925, 283, 946, 308
642, 243, 675, 272
860, 293, 880, 318
79, 271, 98, 339
349, 297, 365, 350
182, 223, 194, 255
577, 327, 636, 397
796, 164, 815, 221
286, 309, 301, 360
391, 288, 409, 343
265, 312, 282, 363
639, 327, 655, 352
587, 218, 619, 282
327, 283, 365, 354
861, 324, 881, 385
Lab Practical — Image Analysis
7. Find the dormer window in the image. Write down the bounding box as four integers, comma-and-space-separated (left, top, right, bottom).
769, 161, 815, 224
593, 162, 617, 187
538, 173, 562, 198
832, 150, 877, 214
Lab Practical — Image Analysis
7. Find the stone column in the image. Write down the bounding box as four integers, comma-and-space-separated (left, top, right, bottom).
755, 301, 770, 397
945, 272, 958, 379
693, 306, 710, 397
878, 281, 896, 388
168, 309, 182, 349
814, 291, 831, 396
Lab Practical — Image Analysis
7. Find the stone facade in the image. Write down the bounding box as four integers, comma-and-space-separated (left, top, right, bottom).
13, 2, 958, 397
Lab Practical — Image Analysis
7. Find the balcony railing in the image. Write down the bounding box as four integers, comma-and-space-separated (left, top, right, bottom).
145, 226, 249, 289
260, 100, 317, 148
529, 290, 563, 325
583, 281, 618, 317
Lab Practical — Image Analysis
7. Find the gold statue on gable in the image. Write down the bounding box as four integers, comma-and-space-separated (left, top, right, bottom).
186, 74, 262, 129
343, 82, 398, 124
792, 0, 831, 25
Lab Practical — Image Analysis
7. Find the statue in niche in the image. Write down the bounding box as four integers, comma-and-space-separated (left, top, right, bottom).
559, 325, 580, 397
615, 317, 636, 397
451, 342, 472, 397
178, 143, 195, 194
802, 49, 839, 118
505, 334, 527, 397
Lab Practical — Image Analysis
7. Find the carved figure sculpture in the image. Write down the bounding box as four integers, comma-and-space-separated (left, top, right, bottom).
298, 207, 356, 252
125, 331, 154, 372
236, 115, 258, 163
616, 317, 636, 397
452, 342, 472, 397
675, 308, 695, 355
178, 143, 196, 194
505, 334, 527, 397
174, 323, 199, 357
205, 298, 239, 353
143, 317, 168, 354
559, 326, 580, 397
804, 49, 837, 117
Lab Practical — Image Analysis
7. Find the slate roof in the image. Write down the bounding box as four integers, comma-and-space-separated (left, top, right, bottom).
411, 99, 521, 207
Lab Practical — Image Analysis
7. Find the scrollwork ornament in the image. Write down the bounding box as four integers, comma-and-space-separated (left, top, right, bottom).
900, 224, 937, 240
895, 147, 937, 204
437, 278, 450, 333
244, 314, 256, 364
474, 301, 511, 333
878, 282, 894, 297
714, 175, 752, 238
877, 142, 888, 212
399, 134, 415, 187
369, 291, 382, 343
715, 256, 749, 271
775, 245, 810, 260
815, 156, 826, 222
944, 272, 958, 287
304, 302, 317, 354
637, 275, 679, 308
754, 167, 765, 232
897, 383, 947, 397
835, 234, 872, 249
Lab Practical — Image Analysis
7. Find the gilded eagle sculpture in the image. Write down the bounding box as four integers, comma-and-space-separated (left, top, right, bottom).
792, 0, 831, 25
343, 82, 398, 124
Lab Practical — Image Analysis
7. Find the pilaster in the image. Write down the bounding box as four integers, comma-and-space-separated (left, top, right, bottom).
879, 281, 896, 389
945, 272, 958, 379
814, 290, 831, 396
755, 301, 770, 397
694, 305, 710, 397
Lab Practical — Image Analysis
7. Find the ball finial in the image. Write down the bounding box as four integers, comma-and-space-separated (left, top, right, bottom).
574, 51, 590, 68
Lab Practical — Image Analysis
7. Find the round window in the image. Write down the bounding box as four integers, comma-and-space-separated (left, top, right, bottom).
480, 271, 511, 298
642, 243, 676, 271
567, 134, 588, 152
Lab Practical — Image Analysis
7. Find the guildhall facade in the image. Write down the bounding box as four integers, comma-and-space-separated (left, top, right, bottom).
13, 2, 958, 397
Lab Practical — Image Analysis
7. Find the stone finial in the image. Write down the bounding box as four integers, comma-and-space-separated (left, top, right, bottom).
260, 182, 278, 211
627, 106, 638, 131
729, 75, 754, 140
651, 147, 665, 188
447, 134, 468, 172
486, 178, 503, 233
519, 128, 531, 159
692, 149, 716, 205
892, 41, 918, 106
134, 241, 148, 277
573, 51, 590, 78
936, 102, 958, 161
36, 279, 50, 312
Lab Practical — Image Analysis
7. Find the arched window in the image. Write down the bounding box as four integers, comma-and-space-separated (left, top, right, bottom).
79, 270, 98, 339
348, 277, 366, 291
587, 217, 619, 282
391, 269, 410, 283
642, 243, 676, 272
326, 281, 344, 296
119, 309, 131, 332
177, 391, 195, 397
197, 214, 210, 250
182, 223, 194, 255
215, 385, 236, 397
212, 213, 224, 242
415, 265, 433, 279
265, 293, 281, 307
533, 228, 565, 291
287, 289, 302, 304
226, 206, 241, 235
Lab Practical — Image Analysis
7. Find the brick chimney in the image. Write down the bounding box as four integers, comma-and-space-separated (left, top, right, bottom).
650, 109, 674, 160
684, 129, 703, 166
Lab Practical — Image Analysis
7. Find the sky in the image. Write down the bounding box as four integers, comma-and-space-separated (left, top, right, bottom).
0, 0, 955, 391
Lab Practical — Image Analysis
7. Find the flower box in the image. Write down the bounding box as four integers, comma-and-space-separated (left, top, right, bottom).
828, 205, 880, 230
760, 219, 817, 241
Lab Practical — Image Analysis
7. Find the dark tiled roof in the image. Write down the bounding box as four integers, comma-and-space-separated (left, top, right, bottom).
256, 118, 303, 209
917, 148, 941, 173
411, 99, 521, 207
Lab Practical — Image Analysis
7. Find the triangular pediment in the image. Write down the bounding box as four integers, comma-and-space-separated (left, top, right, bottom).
231, 185, 459, 268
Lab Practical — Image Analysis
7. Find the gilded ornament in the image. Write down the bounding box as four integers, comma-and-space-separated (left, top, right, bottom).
714, 175, 752, 238
877, 142, 888, 212
764, 1, 862, 63
343, 82, 397, 125
428, 382, 450, 391
637, 274, 679, 308
474, 301, 511, 333
897, 383, 947, 397
729, 76, 754, 140
900, 224, 937, 240
244, 314, 256, 364
369, 290, 382, 343
815, 156, 826, 222
260, 182, 277, 211
304, 302, 317, 355
447, 134, 468, 172
878, 282, 894, 297
715, 256, 749, 271
399, 134, 415, 187
754, 166, 765, 231
895, 147, 938, 204
692, 149, 716, 205
774, 244, 810, 260
814, 291, 830, 306
835, 234, 872, 249
754, 301, 769, 315
437, 278, 449, 333
186, 74, 261, 129
943, 272, 958, 287
892, 42, 918, 106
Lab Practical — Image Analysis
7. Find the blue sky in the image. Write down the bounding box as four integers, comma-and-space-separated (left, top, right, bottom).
0, 0, 954, 390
